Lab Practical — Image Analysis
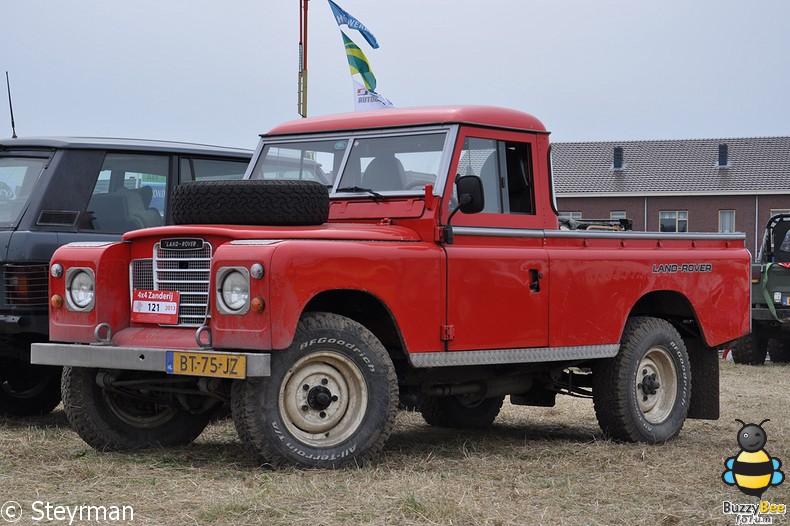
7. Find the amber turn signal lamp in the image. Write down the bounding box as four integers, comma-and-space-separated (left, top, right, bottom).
250, 297, 265, 313
50, 294, 63, 309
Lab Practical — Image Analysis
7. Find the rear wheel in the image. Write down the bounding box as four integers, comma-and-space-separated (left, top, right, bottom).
61, 367, 210, 450
768, 338, 790, 363
730, 334, 768, 365
419, 395, 504, 429
232, 312, 398, 468
592, 317, 691, 443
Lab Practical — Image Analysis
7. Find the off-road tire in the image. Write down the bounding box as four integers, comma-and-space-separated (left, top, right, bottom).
768, 338, 790, 363
419, 395, 504, 429
0, 358, 62, 417
231, 312, 398, 468
592, 317, 691, 443
61, 367, 210, 450
171, 180, 329, 226
730, 334, 768, 365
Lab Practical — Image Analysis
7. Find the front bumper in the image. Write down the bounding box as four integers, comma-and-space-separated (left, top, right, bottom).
30, 343, 271, 377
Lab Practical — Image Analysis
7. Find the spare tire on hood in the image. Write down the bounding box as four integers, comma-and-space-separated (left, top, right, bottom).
171, 180, 330, 226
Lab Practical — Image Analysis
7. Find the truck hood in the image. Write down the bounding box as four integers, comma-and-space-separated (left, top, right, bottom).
122, 223, 422, 243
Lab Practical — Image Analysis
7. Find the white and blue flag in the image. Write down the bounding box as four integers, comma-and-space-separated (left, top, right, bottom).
327, 0, 379, 49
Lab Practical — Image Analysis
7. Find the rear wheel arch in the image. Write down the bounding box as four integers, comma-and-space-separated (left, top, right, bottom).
629, 290, 703, 340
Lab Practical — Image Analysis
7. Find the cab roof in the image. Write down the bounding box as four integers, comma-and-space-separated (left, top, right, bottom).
265, 106, 548, 137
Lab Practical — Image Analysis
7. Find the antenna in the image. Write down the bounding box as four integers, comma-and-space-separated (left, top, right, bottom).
5, 72, 17, 138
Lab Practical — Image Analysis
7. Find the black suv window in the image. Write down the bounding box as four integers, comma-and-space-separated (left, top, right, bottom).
83, 154, 169, 233
180, 158, 250, 183
0, 156, 48, 228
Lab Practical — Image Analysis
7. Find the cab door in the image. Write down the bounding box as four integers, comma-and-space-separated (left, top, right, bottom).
443, 129, 549, 351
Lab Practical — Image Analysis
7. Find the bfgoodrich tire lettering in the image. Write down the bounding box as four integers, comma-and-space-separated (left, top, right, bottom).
592, 317, 691, 443
171, 180, 329, 226
231, 312, 398, 468
61, 367, 210, 450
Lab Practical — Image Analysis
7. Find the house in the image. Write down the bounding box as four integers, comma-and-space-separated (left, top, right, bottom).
552, 137, 790, 255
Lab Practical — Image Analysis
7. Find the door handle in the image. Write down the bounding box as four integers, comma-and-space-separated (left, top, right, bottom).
529, 269, 543, 292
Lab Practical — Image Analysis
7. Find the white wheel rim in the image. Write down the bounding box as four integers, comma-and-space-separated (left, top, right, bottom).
280, 351, 367, 448
636, 346, 678, 424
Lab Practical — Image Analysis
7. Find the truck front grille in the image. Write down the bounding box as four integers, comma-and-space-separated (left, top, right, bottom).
130, 241, 213, 326
3, 264, 49, 306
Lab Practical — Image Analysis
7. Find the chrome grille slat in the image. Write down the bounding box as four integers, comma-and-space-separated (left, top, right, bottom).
130, 241, 212, 327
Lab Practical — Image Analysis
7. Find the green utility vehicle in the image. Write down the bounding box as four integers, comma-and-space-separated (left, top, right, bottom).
731, 213, 790, 365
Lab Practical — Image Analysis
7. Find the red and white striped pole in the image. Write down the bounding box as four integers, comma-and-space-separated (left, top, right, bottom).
298, 0, 309, 117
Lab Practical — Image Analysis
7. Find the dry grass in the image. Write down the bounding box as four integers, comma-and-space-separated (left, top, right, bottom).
1, 360, 788, 526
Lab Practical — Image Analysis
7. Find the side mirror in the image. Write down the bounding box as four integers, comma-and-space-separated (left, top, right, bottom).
455, 175, 485, 214
444, 175, 485, 244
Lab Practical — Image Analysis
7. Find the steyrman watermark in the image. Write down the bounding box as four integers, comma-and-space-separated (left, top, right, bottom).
0, 502, 22, 523
1, 501, 134, 524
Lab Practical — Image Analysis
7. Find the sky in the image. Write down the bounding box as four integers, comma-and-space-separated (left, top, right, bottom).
2, 0, 790, 150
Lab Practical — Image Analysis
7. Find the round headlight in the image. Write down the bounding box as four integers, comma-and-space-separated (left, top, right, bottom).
220, 270, 249, 312
69, 270, 95, 309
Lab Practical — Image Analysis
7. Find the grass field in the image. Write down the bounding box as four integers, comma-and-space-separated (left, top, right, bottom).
1, 360, 788, 526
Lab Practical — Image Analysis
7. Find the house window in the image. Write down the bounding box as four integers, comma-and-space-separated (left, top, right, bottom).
610, 211, 627, 220
719, 210, 735, 233
770, 209, 790, 217
659, 211, 688, 233
559, 211, 582, 220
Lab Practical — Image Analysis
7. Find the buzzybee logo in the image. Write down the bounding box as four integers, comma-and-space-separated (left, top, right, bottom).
723, 419, 784, 498
721, 419, 786, 525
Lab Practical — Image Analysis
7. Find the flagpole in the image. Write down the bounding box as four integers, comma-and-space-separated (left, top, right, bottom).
298, 0, 309, 118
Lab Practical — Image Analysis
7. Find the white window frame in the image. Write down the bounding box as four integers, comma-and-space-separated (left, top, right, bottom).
718, 210, 735, 233
659, 210, 688, 233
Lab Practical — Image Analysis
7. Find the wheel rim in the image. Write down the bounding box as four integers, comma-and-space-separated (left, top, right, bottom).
1, 376, 48, 400
280, 351, 367, 448
636, 346, 678, 424
102, 376, 177, 428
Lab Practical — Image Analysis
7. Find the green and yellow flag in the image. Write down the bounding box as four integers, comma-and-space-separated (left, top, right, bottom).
342, 31, 377, 92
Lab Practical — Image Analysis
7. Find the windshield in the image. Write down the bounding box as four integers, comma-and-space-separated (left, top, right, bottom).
0, 156, 48, 228
249, 139, 339, 186
248, 131, 448, 194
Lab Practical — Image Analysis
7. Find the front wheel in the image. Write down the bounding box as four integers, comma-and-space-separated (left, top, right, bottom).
61, 367, 210, 450
0, 358, 62, 417
232, 312, 398, 468
592, 317, 691, 443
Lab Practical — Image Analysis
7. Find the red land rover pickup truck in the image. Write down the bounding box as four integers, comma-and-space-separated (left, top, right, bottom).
32, 106, 750, 468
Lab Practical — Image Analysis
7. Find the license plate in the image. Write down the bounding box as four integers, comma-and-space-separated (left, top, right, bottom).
166, 351, 246, 379
132, 290, 180, 325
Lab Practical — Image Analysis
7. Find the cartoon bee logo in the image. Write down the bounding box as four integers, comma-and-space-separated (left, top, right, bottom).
722, 419, 784, 498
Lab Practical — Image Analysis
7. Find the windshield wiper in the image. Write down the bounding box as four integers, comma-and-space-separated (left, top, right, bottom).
335, 186, 386, 201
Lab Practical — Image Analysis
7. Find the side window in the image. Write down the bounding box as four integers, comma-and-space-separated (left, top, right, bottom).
456, 137, 535, 215
457, 138, 500, 213
83, 153, 168, 233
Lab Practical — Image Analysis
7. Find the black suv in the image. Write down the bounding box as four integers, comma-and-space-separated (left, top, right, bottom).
0, 137, 252, 415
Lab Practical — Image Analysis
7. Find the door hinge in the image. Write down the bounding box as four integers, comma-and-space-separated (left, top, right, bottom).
440, 324, 456, 341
